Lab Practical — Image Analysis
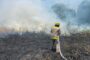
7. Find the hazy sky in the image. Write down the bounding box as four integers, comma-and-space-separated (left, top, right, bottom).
54, 0, 83, 9
42, 0, 84, 10
0, 0, 89, 33
0, 0, 85, 23
0, 0, 84, 9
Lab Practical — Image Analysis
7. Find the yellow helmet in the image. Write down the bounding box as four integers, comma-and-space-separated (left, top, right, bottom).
55, 22, 60, 26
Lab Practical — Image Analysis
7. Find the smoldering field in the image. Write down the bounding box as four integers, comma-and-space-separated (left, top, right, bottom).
0, 0, 90, 60
0, 32, 90, 60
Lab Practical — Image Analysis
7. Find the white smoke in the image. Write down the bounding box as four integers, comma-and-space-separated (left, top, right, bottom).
0, 0, 60, 33
0, 0, 90, 36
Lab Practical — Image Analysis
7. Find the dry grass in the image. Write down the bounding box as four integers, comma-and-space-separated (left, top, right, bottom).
0, 32, 90, 60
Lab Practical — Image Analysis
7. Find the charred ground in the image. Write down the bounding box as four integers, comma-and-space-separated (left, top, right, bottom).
0, 32, 90, 60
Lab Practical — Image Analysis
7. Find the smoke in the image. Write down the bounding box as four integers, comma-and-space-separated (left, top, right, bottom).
52, 4, 79, 35
77, 0, 90, 25
51, 0, 90, 35
0, 0, 60, 33
0, 0, 90, 35
52, 4, 76, 21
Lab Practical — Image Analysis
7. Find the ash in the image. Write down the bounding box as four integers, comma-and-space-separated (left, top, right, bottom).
0, 32, 90, 60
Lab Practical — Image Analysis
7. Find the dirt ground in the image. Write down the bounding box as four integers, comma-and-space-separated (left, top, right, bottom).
0, 32, 90, 60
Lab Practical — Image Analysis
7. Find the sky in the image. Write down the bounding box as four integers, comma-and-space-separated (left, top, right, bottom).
42, 0, 84, 10
54, 0, 84, 10
0, 0, 89, 34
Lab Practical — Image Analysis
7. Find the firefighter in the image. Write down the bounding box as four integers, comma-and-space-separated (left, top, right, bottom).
51, 22, 60, 52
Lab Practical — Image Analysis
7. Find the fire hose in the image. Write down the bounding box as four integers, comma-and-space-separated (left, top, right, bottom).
56, 39, 68, 60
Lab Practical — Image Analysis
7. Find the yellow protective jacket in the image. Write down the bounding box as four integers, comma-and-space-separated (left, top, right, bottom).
51, 26, 60, 40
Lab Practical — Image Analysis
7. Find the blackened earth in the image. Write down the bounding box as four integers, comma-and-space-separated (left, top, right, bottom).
0, 32, 90, 60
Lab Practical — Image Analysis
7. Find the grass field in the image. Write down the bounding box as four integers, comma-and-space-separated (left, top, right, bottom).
0, 32, 90, 60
